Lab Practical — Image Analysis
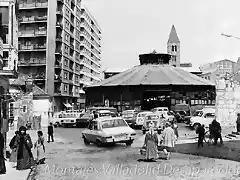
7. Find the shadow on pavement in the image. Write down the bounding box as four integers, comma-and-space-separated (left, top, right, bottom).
174, 139, 240, 162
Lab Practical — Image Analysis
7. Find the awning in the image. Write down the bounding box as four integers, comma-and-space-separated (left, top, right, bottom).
79, 89, 85, 94
63, 103, 72, 108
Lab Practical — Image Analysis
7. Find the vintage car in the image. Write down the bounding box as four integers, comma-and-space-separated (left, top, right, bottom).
82, 117, 136, 146
142, 113, 166, 134
189, 108, 215, 129
135, 111, 152, 127
76, 107, 117, 126
151, 107, 175, 122
121, 110, 139, 127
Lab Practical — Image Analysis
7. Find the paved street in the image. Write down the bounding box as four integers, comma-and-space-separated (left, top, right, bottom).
27, 124, 240, 180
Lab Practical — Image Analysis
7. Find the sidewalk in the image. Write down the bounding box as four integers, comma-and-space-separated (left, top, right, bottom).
1, 125, 63, 180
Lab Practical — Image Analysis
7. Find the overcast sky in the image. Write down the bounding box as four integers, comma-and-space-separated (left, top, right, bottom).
83, 0, 240, 70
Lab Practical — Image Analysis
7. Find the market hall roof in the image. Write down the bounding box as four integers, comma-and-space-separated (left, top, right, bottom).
87, 64, 214, 87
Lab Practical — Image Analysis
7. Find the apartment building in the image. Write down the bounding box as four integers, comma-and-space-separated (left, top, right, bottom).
200, 59, 240, 82
0, 0, 18, 71
79, 6, 102, 107
17, 0, 101, 111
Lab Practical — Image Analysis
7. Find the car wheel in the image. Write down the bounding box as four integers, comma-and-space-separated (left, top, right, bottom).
83, 137, 90, 145
193, 123, 200, 130
96, 139, 103, 147
126, 140, 133, 146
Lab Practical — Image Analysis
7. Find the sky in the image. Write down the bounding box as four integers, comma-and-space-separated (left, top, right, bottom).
83, 0, 240, 71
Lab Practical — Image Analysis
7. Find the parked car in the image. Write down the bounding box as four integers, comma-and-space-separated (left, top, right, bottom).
173, 104, 192, 122
189, 108, 215, 130
81, 117, 136, 146
135, 111, 152, 128
142, 113, 166, 134
121, 110, 139, 127
151, 107, 175, 122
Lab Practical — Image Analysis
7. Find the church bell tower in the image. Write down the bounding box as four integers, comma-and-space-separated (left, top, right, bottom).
167, 25, 180, 67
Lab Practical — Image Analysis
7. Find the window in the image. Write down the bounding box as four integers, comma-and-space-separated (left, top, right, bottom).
64, 72, 68, 79
64, 45, 69, 55
172, 45, 174, 51
22, 105, 27, 113
65, 33, 69, 41
64, 85, 68, 92
64, 59, 68, 66
65, 8, 70, 18
174, 46, 177, 51
101, 119, 127, 129
65, 20, 70, 30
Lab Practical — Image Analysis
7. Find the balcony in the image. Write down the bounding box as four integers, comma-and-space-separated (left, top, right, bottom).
55, 62, 62, 69
70, 44, 74, 50
56, 36, 62, 42
18, 59, 46, 66
57, 0, 64, 3
19, 16, 47, 23
18, 2, 48, 10
19, 44, 46, 51
56, 22, 63, 29
54, 75, 62, 82
55, 49, 62, 55
54, 89, 62, 96
32, 73, 45, 80
19, 29, 47, 37
56, 10, 63, 16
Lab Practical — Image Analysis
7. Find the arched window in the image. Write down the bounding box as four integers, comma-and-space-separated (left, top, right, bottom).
174, 46, 178, 52
172, 46, 174, 51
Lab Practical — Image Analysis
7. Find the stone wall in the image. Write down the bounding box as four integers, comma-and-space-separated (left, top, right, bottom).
215, 78, 240, 127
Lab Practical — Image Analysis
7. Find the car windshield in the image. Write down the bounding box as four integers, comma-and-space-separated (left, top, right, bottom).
204, 113, 215, 117
101, 119, 128, 128
193, 111, 203, 116
122, 112, 136, 118
146, 114, 159, 120
99, 113, 111, 117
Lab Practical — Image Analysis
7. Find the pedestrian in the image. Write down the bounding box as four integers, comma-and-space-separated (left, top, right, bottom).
34, 131, 45, 165
0, 132, 6, 174
93, 111, 98, 119
143, 122, 159, 161
196, 124, 205, 147
14, 126, 35, 170
171, 120, 179, 140
161, 122, 176, 160
9, 131, 19, 166
236, 113, 240, 132
211, 119, 223, 145
47, 122, 54, 143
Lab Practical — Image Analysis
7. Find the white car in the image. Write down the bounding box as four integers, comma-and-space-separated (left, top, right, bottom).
82, 117, 136, 146
152, 107, 174, 121
189, 108, 215, 129
135, 111, 152, 127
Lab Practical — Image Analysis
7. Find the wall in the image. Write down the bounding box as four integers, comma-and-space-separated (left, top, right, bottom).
215, 78, 240, 126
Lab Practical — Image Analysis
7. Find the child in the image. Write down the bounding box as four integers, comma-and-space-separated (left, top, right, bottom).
47, 123, 54, 143
196, 124, 205, 147
34, 131, 45, 165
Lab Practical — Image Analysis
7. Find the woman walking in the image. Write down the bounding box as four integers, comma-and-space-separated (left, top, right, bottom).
14, 126, 35, 170
34, 131, 45, 165
0, 133, 6, 174
9, 131, 19, 167
143, 123, 159, 161
162, 122, 176, 160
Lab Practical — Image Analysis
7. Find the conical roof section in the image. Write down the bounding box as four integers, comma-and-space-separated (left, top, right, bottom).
87, 64, 214, 87
168, 25, 180, 43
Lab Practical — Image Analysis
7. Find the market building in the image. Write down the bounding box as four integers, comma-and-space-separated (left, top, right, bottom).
85, 53, 215, 112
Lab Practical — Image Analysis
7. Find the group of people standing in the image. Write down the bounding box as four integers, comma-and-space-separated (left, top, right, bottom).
143, 120, 178, 161
0, 122, 54, 175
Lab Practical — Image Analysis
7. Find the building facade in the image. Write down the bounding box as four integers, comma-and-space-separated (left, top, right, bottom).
79, 6, 102, 108
200, 59, 240, 81
17, 0, 102, 112
167, 25, 180, 67
0, 0, 18, 71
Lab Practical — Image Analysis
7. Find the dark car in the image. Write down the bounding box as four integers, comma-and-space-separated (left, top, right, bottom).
122, 110, 139, 127
173, 104, 192, 123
